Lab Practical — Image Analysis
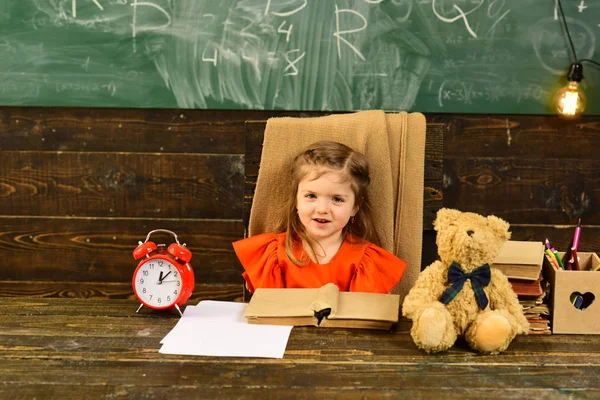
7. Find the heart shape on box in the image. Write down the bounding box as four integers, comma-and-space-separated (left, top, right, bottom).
570, 292, 595, 311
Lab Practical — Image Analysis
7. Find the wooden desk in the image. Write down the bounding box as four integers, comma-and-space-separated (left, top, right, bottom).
2, 297, 599, 399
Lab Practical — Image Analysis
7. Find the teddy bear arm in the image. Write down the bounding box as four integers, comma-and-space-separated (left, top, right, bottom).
489, 270, 530, 334
402, 261, 446, 319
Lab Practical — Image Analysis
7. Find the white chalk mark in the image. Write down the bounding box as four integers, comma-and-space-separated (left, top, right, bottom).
334, 6, 367, 61
202, 47, 217, 67
554, 0, 558, 20
267, 52, 278, 66
392, 0, 413, 22
240, 17, 259, 39
107, 82, 117, 96
353, 73, 388, 76
486, 9, 511, 37
242, 51, 261, 78
432, 0, 484, 39
578, 0, 587, 12
265, 0, 307, 17
283, 49, 306, 76
72, 0, 104, 18
438, 81, 447, 107
131, 1, 171, 37
83, 56, 91, 71
278, 20, 293, 42
130, 0, 171, 53
363, 0, 384, 3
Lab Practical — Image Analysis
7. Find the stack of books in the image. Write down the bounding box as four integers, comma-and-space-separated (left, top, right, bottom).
491, 240, 551, 335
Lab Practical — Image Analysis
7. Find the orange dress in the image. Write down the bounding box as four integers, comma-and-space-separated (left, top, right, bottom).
233, 232, 407, 294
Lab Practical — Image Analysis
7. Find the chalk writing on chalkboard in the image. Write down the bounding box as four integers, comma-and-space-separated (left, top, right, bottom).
0, 0, 598, 114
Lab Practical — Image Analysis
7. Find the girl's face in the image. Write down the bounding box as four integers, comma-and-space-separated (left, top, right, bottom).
296, 169, 357, 243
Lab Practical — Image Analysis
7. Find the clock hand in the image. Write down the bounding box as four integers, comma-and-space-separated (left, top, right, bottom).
160, 271, 172, 282
158, 271, 164, 282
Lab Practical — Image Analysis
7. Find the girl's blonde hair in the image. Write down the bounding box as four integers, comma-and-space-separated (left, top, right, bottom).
276, 141, 379, 266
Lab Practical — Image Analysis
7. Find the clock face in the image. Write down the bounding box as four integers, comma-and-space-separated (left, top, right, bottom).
134, 256, 183, 309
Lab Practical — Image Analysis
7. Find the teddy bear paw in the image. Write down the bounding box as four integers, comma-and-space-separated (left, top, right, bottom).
415, 308, 446, 347
411, 306, 456, 352
470, 314, 513, 353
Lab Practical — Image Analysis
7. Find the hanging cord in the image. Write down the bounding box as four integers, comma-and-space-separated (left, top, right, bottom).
579, 59, 600, 68
556, 0, 578, 63
556, 0, 600, 71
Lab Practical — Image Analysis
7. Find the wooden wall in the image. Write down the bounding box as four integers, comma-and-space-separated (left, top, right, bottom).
1, 107, 598, 300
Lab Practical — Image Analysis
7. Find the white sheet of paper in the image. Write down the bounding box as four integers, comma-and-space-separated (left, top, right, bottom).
160, 301, 246, 344
184, 300, 247, 322
159, 300, 293, 358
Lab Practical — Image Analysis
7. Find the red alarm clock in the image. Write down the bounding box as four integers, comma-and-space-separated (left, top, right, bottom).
132, 229, 195, 316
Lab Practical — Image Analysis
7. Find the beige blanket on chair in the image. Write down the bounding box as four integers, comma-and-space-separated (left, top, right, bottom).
248, 110, 426, 300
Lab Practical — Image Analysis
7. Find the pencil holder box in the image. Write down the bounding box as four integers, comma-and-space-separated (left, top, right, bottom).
544, 252, 600, 334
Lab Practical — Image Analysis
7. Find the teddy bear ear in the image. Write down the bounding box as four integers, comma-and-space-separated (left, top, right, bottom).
487, 215, 511, 240
434, 208, 463, 232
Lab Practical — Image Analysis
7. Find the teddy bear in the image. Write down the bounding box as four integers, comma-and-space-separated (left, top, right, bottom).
402, 208, 529, 354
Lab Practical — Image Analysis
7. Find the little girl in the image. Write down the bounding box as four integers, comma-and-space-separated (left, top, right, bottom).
233, 141, 407, 294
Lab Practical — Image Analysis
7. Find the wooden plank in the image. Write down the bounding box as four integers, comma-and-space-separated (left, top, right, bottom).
0, 282, 242, 302
509, 225, 600, 254
1, 357, 600, 392
0, 217, 244, 283
444, 158, 600, 224
0, 151, 244, 218
0, 107, 333, 153
0, 385, 591, 400
0, 107, 247, 153
244, 120, 444, 230
437, 114, 600, 159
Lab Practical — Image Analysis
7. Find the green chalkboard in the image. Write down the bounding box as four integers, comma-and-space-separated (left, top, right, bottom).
0, 0, 598, 114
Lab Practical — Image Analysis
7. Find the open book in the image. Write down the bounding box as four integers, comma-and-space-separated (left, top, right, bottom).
244, 283, 400, 330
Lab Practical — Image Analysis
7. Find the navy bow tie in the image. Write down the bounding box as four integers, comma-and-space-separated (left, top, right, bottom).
441, 262, 491, 310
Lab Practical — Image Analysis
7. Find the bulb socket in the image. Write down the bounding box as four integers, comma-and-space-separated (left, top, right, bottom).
567, 62, 584, 82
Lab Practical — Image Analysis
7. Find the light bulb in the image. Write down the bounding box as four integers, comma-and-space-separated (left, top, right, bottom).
555, 81, 586, 119
555, 62, 586, 119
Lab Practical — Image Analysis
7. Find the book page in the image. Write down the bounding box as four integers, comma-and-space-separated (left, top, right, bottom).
244, 288, 317, 318
308, 283, 339, 315
332, 292, 400, 323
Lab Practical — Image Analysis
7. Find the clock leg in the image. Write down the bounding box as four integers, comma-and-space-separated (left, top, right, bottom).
136, 304, 144, 313
175, 304, 183, 317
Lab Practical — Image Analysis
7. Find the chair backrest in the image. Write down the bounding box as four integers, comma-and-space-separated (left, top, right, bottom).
243, 119, 443, 235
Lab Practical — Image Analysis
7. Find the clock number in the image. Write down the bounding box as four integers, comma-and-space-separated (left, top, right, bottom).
139, 278, 144, 284
158, 297, 162, 303
142, 288, 146, 293
177, 281, 181, 287
174, 271, 178, 277
158, 261, 164, 267
143, 270, 148, 276
149, 295, 153, 300
149, 263, 154, 269
167, 296, 171, 302
174, 290, 178, 295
